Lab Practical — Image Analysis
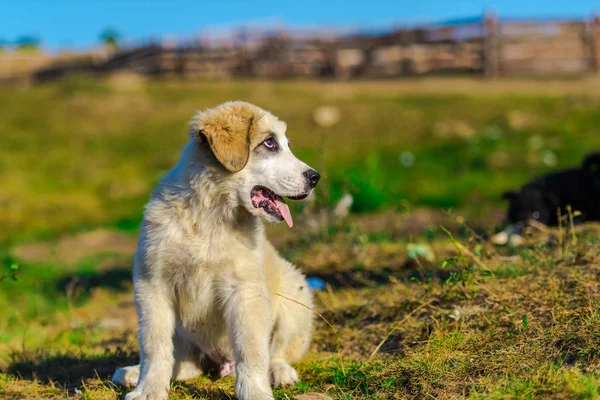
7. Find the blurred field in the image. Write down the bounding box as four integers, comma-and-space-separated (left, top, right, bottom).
1, 76, 600, 399
3, 75, 600, 245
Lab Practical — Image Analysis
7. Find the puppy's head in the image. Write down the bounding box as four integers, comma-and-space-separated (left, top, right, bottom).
502, 187, 557, 226
190, 101, 320, 227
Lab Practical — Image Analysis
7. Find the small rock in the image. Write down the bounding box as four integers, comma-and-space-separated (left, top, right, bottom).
448, 309, 460, 321
406, 243, 435, 262
296, 393, 333, 400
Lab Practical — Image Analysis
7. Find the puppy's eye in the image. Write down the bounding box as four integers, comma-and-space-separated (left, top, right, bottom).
532, 211, 540, 220
263, 138, 277, 151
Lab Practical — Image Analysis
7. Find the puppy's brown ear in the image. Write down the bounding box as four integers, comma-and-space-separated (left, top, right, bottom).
192, 103, 256, 172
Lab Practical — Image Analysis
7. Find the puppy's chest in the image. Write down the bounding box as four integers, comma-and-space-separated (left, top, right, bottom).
176, 266, 215, 315
172, 229, 263, 351
176, 268, 228, 346
172, 241, 231, 340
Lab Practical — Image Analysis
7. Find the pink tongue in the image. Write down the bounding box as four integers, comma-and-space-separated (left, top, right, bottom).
274, 198, 293, 228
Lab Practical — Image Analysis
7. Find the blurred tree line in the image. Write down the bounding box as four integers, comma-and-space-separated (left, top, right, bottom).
0, 27, 120, 51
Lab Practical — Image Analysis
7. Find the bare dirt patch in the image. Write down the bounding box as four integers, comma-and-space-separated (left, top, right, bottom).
14, 228, 137, 266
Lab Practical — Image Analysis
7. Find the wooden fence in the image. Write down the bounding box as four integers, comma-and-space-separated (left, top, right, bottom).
490, 17, 600, 76
2, 14, 600, 84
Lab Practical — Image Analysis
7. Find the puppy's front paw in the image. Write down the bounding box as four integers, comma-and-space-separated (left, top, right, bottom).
124, 391, 146, 400
112, 365, 140, 388
235, 363, 273, 400
236, 380, 273, 400
270, 360, 299, 387
124, 383, 169, 400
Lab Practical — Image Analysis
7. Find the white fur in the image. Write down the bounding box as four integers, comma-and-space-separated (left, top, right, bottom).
112, 103, 314, 400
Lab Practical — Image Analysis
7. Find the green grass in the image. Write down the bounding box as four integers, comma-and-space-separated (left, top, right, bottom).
2, 221, 600, 399
1, 76, 600, 245
2, 76, 600, 399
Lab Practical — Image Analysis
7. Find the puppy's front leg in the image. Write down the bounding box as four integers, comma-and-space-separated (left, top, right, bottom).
221, 272, 274, 400
126, 281, 176, 400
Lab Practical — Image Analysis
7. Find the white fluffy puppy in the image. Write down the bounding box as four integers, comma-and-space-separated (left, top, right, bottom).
112, 102, 320, 400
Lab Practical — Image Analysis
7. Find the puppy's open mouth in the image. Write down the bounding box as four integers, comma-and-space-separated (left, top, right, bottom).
251, 186, 308, 228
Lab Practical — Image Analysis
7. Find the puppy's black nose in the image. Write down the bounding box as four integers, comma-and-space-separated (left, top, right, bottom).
304, 169, 321, 188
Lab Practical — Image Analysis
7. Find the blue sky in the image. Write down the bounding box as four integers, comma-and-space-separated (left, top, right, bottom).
2, 0, 599, 50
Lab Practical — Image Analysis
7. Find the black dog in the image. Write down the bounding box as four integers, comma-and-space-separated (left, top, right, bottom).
502, 152, 600, 227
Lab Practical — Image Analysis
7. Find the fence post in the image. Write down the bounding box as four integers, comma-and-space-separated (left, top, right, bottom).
592, 15, 600, 73
483, 12, 499, 78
